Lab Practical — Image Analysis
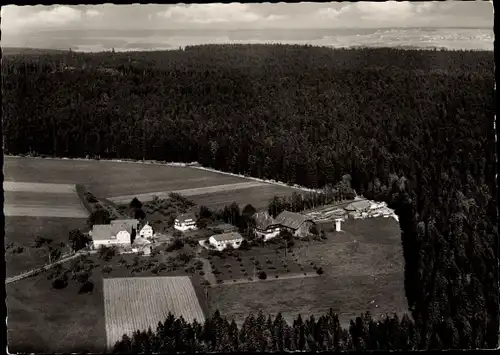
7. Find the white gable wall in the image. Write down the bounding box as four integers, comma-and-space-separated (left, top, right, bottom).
116, 230, 131, 244
140, 225, 154, 239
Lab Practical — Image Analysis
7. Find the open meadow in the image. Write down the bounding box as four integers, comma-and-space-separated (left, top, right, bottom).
5, 216, 87, 277
6, 272, 107, 353
208, 217, 407, 328
6, 249, 209, 353
4, 156, 300, 210
103, 277, 205, 349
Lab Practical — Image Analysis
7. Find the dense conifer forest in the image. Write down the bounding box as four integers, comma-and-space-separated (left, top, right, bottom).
2, 45, 497, 349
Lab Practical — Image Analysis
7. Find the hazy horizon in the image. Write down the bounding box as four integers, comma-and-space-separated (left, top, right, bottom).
1, 2, 493, 52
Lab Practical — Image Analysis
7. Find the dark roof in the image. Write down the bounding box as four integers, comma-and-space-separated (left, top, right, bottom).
175, 212, 197, 223
111, 219, 139, 230
253, 211, 277, 230
208, 223, 237, 232
211, 232, 243, 242
274, 211, 312, 230
110, 221, 135, 235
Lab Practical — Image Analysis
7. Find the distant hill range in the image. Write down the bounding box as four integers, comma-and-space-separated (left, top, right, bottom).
2, 47, 71, 56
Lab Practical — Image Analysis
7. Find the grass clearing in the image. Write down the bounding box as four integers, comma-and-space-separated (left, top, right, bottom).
5, 216, 87, 277
6, 273, 106, 353
103, 276, 205, 350
208, 217, 407, 328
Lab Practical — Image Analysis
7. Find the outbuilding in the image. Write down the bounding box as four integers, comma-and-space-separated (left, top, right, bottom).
209, 232, 244, 251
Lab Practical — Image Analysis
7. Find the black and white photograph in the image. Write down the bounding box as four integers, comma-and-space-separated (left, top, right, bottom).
1, 1, 497, 352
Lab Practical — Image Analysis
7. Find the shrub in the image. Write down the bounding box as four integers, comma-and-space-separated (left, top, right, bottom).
217, 279, 224, 284
248, 277, 253, 281
276, 275, 279, 278
102, 266, 113, 274
79, 281, 94, 294
98, 246, 116, 261
268, 266, 276, 270
244, 272, 248, 276
236, 257, 242, 262
12, 246, 24, 254
316, 267, 324, 275
213, 268, 221, 275
304, 272, 307, 276
258, 271, 267, 280
224, 263, 231, 268
52, 274, 68, 289
266, 260, 272, 264
199, 270, 205, 276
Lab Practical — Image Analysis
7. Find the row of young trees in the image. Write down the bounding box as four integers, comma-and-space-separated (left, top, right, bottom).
2, 45, 497, 349
113, 308, 472, 353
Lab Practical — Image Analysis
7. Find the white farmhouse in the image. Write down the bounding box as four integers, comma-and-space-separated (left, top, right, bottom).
209, 232, 244, 251
91, 219, 139, 249
174, 212, 198, 232
139, 222, 154, 239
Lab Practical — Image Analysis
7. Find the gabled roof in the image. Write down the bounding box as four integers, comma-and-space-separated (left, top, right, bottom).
92, 225, 114, 241
175, 212, 197, 223
133, 236, 151, 246
110, 222, 133, 235
111, 219, 139, 229
140, 223, 153, 230
253, 211, 277, 230
274, 211, 312, 230
211, 232, 243, 242
345, 200, 371, 211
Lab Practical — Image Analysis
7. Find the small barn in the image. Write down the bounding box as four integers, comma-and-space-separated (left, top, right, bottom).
209, 232, 244, 251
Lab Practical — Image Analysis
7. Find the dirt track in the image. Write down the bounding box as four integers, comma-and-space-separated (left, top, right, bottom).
108, 181, 267, 204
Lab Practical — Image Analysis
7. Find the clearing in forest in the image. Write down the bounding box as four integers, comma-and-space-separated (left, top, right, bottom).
103, 276, 205, 350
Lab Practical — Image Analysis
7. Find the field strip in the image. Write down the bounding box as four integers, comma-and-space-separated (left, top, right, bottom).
4, 206, 88, 218
5, 155, 321, 194
103, 276, 205, 350
213, 272, 321, 287
3, 181, 77, 194
107, 181, 267, 204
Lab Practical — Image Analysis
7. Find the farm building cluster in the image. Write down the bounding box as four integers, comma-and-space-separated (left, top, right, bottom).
90, 198, 396, 253
89, 219, 154, 255
304, 199, 396, 222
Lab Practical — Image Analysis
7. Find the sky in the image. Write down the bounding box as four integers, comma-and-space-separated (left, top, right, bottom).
0, 2, 493, 51
1, 1, 493, 34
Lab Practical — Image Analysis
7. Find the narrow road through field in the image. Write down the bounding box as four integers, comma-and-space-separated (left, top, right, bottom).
6, 250, 98, 284
212, 271, 321, 287
107, 181, 267, 204
198, 257, 217, 285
